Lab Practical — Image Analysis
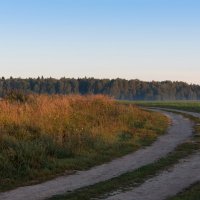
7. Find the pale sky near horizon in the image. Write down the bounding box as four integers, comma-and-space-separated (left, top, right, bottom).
0, 0, 199, 84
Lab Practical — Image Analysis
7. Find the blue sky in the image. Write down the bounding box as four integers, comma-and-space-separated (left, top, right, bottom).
0, 0, 199, 83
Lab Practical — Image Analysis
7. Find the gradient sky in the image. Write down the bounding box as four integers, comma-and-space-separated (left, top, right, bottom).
0, 0, 199, 83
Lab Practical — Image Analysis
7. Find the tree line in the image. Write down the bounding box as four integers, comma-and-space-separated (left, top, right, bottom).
0, 77, 200, 100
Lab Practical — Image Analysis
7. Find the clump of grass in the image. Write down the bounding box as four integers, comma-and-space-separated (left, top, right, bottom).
0, 94, 168, 191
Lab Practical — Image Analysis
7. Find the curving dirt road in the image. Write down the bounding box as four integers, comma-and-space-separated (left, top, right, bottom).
0, 110, 194, 200
104, 152, 200, 200
103, 108, 200, 200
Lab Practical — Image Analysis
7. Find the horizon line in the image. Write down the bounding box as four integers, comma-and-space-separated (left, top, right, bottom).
1, 76, 199, 86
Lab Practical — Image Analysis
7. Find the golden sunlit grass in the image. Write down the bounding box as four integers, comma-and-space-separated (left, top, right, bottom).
0, 94, 168, 191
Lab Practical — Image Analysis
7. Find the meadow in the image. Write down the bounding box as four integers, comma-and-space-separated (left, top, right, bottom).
0, 94, 168, 191
128, 101, 200, 113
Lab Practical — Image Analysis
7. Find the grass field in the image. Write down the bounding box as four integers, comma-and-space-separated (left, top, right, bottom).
119, 100, 200, 113
0, 94, 168, 191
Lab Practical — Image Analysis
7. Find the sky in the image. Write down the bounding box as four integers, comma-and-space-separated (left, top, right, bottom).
0, 0, 199, 84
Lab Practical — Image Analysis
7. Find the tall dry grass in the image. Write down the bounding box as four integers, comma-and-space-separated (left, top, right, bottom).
0, 95, 168, 190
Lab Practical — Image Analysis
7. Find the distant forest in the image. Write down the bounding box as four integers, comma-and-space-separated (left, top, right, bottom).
0, 77, 200, 100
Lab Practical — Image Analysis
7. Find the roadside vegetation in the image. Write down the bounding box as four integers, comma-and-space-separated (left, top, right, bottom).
0, 93, 168, 191
49, 112, 200, 200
